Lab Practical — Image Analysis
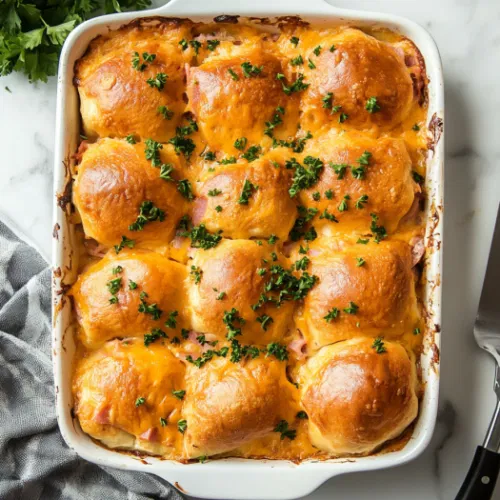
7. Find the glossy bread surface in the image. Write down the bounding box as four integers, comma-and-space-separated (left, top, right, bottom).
70, 18, 430, 463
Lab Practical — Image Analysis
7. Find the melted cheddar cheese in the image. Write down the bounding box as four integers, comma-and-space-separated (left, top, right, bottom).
71, 17, 430, 463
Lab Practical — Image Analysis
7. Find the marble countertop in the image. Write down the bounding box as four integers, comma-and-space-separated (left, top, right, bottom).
1, 0, 500, 498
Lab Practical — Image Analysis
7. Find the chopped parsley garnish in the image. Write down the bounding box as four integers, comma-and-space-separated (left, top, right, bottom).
107, 277, 122, 304
265, 342, 289, 361
287, 156, 324, 198
330, 44, 336, 52
372, 336, 386, 354
412, 123, 421, 131
330, 163, 348, 179
294, 256, 310, 271
114, 236, 135, 254
223, 308, 246, 340
189, 40, 202, 55
132, 51, 155, 71
181, 224, 222, 250
207, 39, 220, 51
160, 417, 167, 426
158, 105, 174, 120
190, 265, 202, 284
198, 455, 207, 463
241, 145, 262, 162
370, 213, 387, 243
365, 96, 381, 113
296, 411, 308, 419
312, 192, 320, 201
158, 163, 174, 181
308, 58, 316, 69
172, 390, 186, 400
414, 328, 421, 335
264, 106, 285, 137
164, 310, 178, 329
202, 150, 216, 161
357, 151, 372, 167
355, 257, 365, 267
270, 252, 278, 261
313, 45, 322, 56
339, 112, 348, 123
138, 291, 163, 320
355, 194, 369, 209
303, 226, 317, 241
177, 419, 187, 434
291, 55, 303, 66
324, 307, 339, 322
144, 138, 163, 167
257, 314, 274, 331
273, 131, 312, 153
325, 189, 333, 200
338, 194, 350, 212
289, 206, 318, 241
343, 301, 359, 314
238, 180, 259, 205
276, 73, 309, 95
215, 205, 223, 213
129, 280, 138, 290
216, 291, 226, 300
112, 266, 123, 275
228, 68, 239, 81
144, 328, 167, 347
290, 36, 300, 46
146, 73, 167, 91
412, 171, 425, 184
125, 134, 136, 144
321, 92, 341, 114
357, 238, 369, 245
129, 201, 165, 231
268, 234, 278, 244
208, 188, 222, 196
241, 61, 263, 77
168, 121, 197, 159
274, 420, 296, 440
234, 137, 247, 151
179, 39, 188, 51
319, 209, 338, 222
177, 179, 194, 201
135, 397, 146, 407
219, 156, 237, 165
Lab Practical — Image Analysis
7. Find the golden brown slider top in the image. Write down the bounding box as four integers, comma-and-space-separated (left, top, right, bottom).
300, 337, 418, 455
73, 338, 185, 456
73, 138, 187, 249
186, 49, 300, 154
187, 239, 295, 344
298, 238, 419, 350
298, 130, 417, 236
71, 249, 189, 349
300, 28, 415, 133
75, 21, 193, 142
192, 156, 297, 240
183, 355, 290, 458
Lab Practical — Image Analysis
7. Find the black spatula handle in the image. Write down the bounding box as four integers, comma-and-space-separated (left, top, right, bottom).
456, 446, 500, 499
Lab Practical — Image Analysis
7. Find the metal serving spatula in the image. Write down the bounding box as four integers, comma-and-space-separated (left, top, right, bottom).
457, 203, 500, 500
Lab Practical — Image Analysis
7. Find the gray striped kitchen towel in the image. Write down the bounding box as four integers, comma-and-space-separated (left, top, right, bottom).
0, 219, 184, 500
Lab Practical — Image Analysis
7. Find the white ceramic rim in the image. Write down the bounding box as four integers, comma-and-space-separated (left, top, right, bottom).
52, 1, 444, 498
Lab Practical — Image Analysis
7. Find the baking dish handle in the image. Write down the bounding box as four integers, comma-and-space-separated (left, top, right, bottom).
151, 0, 336, 16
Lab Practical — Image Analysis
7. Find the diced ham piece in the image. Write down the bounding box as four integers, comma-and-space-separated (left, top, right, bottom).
410, 236, 425, 267
400, 193, 423, 226
140, 427, 159, 442
94, 406, 110, 425
84, 239, 107, 258
73, 140, 89, 163
192, 197, 208, 225
288, 336, 307, 360
171, 235, 184, 249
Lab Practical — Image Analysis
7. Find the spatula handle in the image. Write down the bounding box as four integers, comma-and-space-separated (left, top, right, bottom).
455, 446, 500, 500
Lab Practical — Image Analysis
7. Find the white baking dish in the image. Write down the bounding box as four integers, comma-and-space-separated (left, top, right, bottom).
52, 0, 444, 498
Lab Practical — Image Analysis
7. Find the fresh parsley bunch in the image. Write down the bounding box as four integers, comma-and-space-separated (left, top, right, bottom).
0, 0, 152, 83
